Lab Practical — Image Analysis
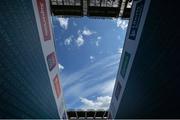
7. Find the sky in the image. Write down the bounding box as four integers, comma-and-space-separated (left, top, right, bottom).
52, 17, 128, 110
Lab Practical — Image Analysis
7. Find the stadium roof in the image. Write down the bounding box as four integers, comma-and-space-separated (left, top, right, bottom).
50, 0, 132, 18
67, 109, 108, 119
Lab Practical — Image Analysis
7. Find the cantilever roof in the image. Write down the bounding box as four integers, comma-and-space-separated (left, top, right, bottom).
67, 109, 108, 119
50, 0, 132, 18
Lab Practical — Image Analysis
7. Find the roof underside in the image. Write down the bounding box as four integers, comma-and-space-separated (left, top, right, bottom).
50, 0, 132, 18
67, 110, 108, 119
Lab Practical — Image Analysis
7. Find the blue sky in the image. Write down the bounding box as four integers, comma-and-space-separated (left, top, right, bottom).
52, 17, 128, 110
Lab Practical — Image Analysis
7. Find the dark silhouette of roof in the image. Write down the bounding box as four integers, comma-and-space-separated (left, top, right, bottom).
50, 0, 132, 18
67, 109, 108, 119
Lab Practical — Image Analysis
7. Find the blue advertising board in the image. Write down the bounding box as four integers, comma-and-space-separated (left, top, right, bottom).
129, 0, 144, 40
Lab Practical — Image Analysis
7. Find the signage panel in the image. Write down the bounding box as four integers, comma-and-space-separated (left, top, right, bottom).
37, 0, 51, 41
53, 75, 61, 98
33, 0, 66, 118
115, 81, 121, 100
47, 52, 56, 71
129, 0, 144, 40
120, 51, 131, 78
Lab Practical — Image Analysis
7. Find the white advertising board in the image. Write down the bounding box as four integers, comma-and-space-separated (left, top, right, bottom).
32, 0, 66, 118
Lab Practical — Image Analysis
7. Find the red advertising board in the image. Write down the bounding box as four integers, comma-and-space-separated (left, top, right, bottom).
47, 52, 56, 71
53, 75, 61, 98
37, 0, 51, 41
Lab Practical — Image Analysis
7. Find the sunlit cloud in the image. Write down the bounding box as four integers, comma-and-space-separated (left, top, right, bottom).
57, 17, 69, 30
95, 41, 99, 47
61, 54, 121, 109
76, 35, 84, 47
95, 37, 101, 47
100, 79, 115, 95
58, 63, 64, 71
90, 56, 95, 60
90, 56, 95, 62
117, 48, 123, 54
64, 36, 73, 46
117, 19, 128, 30
80, 96, 111, 110
82, 27, 96, 36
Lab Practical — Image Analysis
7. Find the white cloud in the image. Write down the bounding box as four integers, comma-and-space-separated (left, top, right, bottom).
97, 36, 102, 40
82, 28, 96, 36
95, 41, 99, 47
61, 54, 121, 108
57, 18, 69, 29
76, 35, 84, 47
75, 28, 96, 47
77, 30, 81, 35
117, 19, 128, 30
100, 80, 115, 95
117, 48, 123, 54
58, 64, 64, 71
112, 18, 117, 21
80, 96, 111, 110
90, 56, 95, 62
62, 54, 120, 89
64, 36, 73, 45
90, 56, 95, 60
60, 54, 123, 109
95, 37, 101, 47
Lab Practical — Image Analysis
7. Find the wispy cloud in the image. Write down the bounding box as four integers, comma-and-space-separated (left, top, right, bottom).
95, 41, 99, 47
73, 21, 77, 26
80, 96, 111, 110
76, 35, 84, 47
61, 54, 121, 109
100, 79, 115, 95
64, 36, 73, 45
95, 36, 101, 47
116, 19, 128, 30
62, 54, 120, 87
117, 48, 123, 54
117, 35, 121, 40
57, 18, 69, 30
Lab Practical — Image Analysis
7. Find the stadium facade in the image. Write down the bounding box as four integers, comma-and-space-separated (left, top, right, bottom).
0, 0, 67, 118
109, 0, 180, 118
1, 0, 180, 119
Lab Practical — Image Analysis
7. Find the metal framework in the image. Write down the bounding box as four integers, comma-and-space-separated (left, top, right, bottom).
67, 109, 108, 119
50, 0, 133, 18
